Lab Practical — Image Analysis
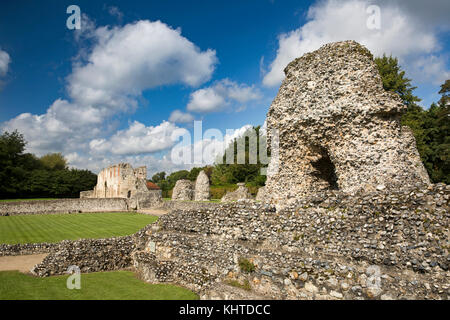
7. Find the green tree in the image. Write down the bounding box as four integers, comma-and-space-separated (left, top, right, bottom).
39, 153, 68, 170
211, 126, 267, 187
438, 79, 449, 106
374, 55, 421, 107
375, 55, 449, 183
0, 130, 97, 199
0, 131, 29, 197
167, 170, 190, 186
187, 167, 202, 181
151, 171, 166, 183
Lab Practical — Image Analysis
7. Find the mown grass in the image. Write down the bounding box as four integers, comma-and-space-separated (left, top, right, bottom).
0, 270, 198, 300
0, 212, 158, 244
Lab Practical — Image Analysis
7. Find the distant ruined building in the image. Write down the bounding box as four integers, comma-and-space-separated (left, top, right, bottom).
264, 41, 430, 206
80, 163, 161, 209
170, 170, 211, 201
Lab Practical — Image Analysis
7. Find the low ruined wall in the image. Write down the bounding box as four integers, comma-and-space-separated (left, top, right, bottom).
0, 242, 59, 256
31, 236, 136, 277
133, 184, 449, 300
1, 224, 153, 276
0, 198, 129, 216
159, 200, 220, 212
137, 190, 163, 209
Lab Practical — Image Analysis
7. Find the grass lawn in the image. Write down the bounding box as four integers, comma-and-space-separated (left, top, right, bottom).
0, 212, 158, 244
0, 270, 198, 300
0, 198, 59, 202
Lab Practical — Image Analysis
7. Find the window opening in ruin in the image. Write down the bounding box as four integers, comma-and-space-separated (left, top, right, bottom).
104, 182, 107, 198
311, 146, 339, 190
127, 191, 131, 198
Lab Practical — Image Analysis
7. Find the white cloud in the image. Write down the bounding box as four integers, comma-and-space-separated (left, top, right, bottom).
0, 48, 10, 76
262, 0, 449, 87
66, 124, 254, 177
69, 20, 217, 114
89, 120, 188, 155
411, 55, 450, 85
187, 79, 262, 112
170, 124, 253, 166
169, 110, 195, 123
65, 151, 191, 178
2, 19, 217, 158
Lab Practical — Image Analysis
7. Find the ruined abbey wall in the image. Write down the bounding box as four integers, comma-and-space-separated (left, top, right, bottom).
265, 41, 429, 206
81, 163, 162, 209
132, 184, 449, 300
0, 198, 129, 216
91, 163, 148, 199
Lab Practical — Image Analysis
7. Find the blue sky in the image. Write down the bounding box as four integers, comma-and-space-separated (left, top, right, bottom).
0, 0, 449, 176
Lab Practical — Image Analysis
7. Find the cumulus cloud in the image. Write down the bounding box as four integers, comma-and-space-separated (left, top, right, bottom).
169, 110, 195, 123
69, 20, 217, 114
107, 6, 124, 21
2, 19, 217, 158
0, 48, 10, 76
65, 151, 191, 178
171, 124, 253, 166
89, 120, 188, 155
411, 55, 450, 86
187, 79, 262, 113
262, 0, 449, 87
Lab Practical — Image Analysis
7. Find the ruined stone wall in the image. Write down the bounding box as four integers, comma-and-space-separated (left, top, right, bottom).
81, 163, 162, 208
132, 184, 449, 300
93, 163, 142, 198
255, 187, 266, 202
221, 183, 254, 202
172, 180, 194, 201
265, 41, 429, 206
0, 242, 59, 256
158, 200, 219, 212
0, 198, 129, 216
31, 236, 137, 277
194, 171, 210, 201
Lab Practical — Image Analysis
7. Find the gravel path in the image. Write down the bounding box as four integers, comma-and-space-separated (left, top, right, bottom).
0, 254, 47, 273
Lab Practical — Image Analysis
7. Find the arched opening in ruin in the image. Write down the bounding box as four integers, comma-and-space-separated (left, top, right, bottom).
127, 191, 131, 198
310, 146, 339, 190
104, 182, 107, 198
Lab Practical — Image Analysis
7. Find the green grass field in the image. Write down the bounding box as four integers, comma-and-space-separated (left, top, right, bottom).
0, 270, 198, 300
0, 212, 158, 244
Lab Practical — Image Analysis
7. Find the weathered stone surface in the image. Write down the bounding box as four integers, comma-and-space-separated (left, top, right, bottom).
172, 179, 194, 201
132, 183, 449, 300
29, 224, 152, 276
0, 198, 129, 216
256, 187, 266, 202
194, 171, 210, 201
265, 41, 430, 207
157, 200, 219, 212
221, 183, 254, 202
80, 163, 162, 209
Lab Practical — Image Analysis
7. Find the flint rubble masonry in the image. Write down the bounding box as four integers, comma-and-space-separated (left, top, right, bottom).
194, 171, 211, 201
172, 180, 194, 201
221, 183, 254, 202
80, 163, 162, 209
264, 41, 429, 207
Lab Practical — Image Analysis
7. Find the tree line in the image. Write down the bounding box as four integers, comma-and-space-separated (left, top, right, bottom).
375, 55, 449, 184
0, 131, 97, 199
